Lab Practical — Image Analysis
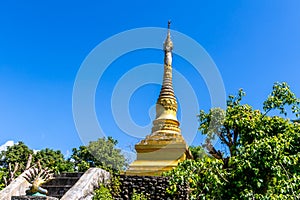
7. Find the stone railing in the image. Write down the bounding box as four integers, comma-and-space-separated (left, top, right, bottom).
0, 170, 31, 200
60, 168, 110, 200
1, 168, 110, 200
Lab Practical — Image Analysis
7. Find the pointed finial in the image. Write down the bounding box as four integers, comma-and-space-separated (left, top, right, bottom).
164, 21, 173, 52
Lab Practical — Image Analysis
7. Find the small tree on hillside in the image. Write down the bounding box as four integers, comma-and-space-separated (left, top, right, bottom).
70, 137, 127, 173
34, 148, 74, 173
0, 142, 33, 187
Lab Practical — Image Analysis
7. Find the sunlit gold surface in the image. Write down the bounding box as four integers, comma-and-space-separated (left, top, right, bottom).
126, 22, 192, 176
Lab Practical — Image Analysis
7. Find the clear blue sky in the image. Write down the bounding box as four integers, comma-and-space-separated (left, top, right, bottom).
1, 1, 300, 157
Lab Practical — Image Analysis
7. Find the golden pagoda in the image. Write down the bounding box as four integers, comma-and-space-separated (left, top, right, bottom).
126, 22, 192, 176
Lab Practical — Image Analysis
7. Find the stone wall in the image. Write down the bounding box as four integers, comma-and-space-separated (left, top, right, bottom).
115, 175, 189, 200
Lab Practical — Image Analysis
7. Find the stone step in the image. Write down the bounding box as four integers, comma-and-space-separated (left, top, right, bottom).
53, 172, 84, 178
44, 185, 73, 189
42, 172, 84, 199
12, 196, 59, 200
43, 186, 72, 198
44, 177, 80, 186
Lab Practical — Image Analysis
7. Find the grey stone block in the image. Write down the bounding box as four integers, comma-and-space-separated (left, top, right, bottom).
11, 196, 58, 200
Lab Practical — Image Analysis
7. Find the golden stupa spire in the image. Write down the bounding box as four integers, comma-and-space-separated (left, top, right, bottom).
135, 21, 185, 144
156, 20, 178, 122
126, 22, 192, 176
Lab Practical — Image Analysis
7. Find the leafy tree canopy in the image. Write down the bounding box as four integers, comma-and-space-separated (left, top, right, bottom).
0, 136, 128, 190
0, 142, 73, 189
70, 137, 128, 173
34, 148, 74, 173
0, 142, 33, 172
164, 82, 300, 199
189, 146, 207, 160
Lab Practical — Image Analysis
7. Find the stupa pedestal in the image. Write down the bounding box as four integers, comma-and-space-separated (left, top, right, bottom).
125, 143, 191, 176
126, 22, 192, 176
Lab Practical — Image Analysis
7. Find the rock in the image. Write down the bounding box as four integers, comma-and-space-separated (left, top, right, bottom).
11, 196, 58, 200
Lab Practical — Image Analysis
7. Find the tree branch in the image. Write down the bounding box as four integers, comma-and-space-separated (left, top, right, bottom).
205, 141, 222, 159
226, 127, 233, 146
233, 127, 239, 144
26, 154, 33, 170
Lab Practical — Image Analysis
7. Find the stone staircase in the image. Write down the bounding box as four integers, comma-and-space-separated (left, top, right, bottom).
43, 172, 84, 199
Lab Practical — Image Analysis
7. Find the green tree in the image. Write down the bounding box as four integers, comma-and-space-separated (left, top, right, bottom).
0, 142, 73, 189
189, 146, 207, 160
0, 142, 33, 172
34, 148, 73, 173
164, 82, 300, 199
70, 137, 127, 172
0, 142, 33, 188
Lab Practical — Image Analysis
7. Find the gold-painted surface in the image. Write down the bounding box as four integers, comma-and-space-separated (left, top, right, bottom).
126, 22, 192, 176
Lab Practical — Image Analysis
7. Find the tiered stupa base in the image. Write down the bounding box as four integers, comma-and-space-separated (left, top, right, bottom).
125, 130, 192, 176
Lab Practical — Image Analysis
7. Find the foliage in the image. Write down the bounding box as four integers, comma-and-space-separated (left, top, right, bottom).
263, 82, 300, 117
0, 171, 7, 190
70, 145, 91, 172
0, 142, 33, 188
34, 148, 73, 173
0, 142, 33, 173
164, 158, 227, 199
92, 184, 113, 200
189, 146, 207, 160
0, 142, 73, 189
70, 137, 127, 172
92, 174, 120, 200
108, 174, 121, 197
165, 82, 300, 199
0, 136, 127, 191
131, 189, 148, 200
